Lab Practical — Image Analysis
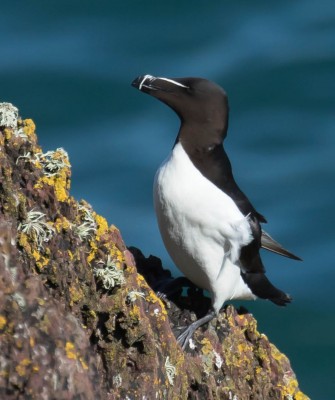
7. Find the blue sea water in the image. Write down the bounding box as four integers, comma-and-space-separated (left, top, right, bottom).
1, 1, 334, 398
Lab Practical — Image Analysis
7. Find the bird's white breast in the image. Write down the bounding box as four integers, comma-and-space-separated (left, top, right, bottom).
153, 142, 255, 310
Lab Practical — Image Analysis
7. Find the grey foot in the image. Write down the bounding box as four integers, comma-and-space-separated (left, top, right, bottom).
176, 309, 216, 350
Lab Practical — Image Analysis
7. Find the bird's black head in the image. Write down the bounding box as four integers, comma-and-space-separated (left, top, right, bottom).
132, 75, 229, 149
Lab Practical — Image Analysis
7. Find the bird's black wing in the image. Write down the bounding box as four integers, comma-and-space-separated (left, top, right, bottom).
188, 145, 292, 305
188, 145, 266, 223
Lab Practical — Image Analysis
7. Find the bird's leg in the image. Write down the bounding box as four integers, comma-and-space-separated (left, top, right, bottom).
176, 308, 216, 350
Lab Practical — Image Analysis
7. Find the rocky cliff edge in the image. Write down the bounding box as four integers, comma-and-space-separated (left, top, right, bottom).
0, 103, 309, 400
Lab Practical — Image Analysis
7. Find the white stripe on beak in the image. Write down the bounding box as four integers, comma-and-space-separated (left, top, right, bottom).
139, 74, 155, 90
157, 77, 189, 89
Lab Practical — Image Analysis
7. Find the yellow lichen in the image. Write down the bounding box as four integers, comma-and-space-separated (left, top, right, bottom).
270, 343, 288, 363
69, 284, 84, 305
52, 148, 70, 166
18, 232, 32, 254
0, 315, 7, 329
238, 342, 252, 354
286, 378, 299, 395
200, 337, 212, 355
65, 342, 77, 360
22, 119, 36, 138
29, 336, 35, 347
276, 370, 305, 399
34, 170, 69, 202
37, 298, 45, 306
15, 358, 31, 377
235, 342, 253, 367
37, 256, 49, 270
18, 231, 49, 269
54, 216, 72, 233
31, 249, 49, 269
255, 343, 269, 365
146, 290, 160, 303
79, 357, 89, 370
94, 213, 109, 237
129, 304, 140, 322
104, 243, 124, 264
3, 128, 12, 141
295, 391, 310, 400
145, 291, 168, 317
255, 366, 262, 375
87, 240, 98, 263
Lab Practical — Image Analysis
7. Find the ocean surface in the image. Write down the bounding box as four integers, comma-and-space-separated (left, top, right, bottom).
1, 1, 334, 398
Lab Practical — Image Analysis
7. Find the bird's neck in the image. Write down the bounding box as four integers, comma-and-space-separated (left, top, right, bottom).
175, 122, 226, 153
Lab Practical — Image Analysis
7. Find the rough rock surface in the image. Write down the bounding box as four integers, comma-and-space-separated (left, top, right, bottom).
0, 102, 309, 399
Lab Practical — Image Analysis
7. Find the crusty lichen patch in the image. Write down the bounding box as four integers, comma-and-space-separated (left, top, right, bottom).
35, 172, 70, 202
93, 254, 125, 290
53, 216, 72, 233
65, 341, 77, 360
20, 118, 36, 138
15, 358, 32, 377
33, 148, 71, 202
0, 102, 18, 129
0, 315, 7, 330
19, 209, 55, 249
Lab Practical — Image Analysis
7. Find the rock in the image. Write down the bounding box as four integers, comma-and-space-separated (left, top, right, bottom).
0, 102, 309, 399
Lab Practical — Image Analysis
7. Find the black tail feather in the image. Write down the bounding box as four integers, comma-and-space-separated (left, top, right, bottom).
242, 272, 291, 306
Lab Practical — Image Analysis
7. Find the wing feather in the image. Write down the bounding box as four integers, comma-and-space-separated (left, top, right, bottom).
261, 230, 302, 261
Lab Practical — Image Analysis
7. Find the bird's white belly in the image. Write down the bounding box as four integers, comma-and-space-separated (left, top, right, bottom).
153, 143, 255, 310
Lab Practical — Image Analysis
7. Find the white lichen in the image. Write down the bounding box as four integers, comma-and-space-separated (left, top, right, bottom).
8, 266, 18, 284
0, 102, 18, 129
16, 148, 69, 176
112, 374, 122, 388
16, 151, 32, 164
164, 356, 176, 386
35, 148, 69, 176
188, 338, 196, 350
11, 292, 26, 310
75, 205, 97, 241
213, 350, 223, 369
93, 254, 125, 290
15, 127, 28, 138
126, 290, 146, 303
19, 209, 55, 249
228, 392, 238, 400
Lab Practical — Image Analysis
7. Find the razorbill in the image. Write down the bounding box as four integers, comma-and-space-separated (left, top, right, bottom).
132, 75, 301, 349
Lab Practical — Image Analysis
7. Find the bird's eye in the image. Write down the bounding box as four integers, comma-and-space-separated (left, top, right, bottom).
207, 144, 216, 151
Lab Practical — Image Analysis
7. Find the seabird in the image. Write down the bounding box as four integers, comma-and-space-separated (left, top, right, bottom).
132, 75, 301, 349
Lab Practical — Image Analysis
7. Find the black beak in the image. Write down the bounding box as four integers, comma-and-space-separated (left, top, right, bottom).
131, 76, 143, 89
131, 74, 158, 92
